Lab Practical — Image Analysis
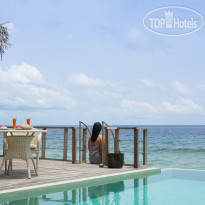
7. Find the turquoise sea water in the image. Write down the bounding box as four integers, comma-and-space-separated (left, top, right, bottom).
0, 125, 205, 169
1, 169, 205, 205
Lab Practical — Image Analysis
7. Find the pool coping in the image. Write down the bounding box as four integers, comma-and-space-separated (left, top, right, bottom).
162, 168, 205, 172
0, 167, 160, 196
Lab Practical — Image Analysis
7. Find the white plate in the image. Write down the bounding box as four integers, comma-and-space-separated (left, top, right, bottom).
0, 127, 9, 130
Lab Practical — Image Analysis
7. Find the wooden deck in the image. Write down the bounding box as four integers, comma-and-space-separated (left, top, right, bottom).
0, 157, 158, 193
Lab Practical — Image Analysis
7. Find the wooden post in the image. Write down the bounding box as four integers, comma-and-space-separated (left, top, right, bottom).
82, 128, 87, 162
114, 129, 120, 153
102, 121, 105, 165
72, 128, 77, 164
143, 129, 148, 166
104, 128, 109, 165
63, 128, 68, 161
41, 128, 47, 159
105, 128, 109, 154
134, 128, 139, 168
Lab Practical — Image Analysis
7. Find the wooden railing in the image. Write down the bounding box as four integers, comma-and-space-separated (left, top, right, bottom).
0, 125, 148, 168
103, 126, 148, 168
34, 126, 88, 164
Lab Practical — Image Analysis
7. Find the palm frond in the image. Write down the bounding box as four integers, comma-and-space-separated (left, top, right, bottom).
0, 24, 11, 60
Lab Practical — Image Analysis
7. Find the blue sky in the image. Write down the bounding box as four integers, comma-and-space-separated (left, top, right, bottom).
0, 0, 205, 125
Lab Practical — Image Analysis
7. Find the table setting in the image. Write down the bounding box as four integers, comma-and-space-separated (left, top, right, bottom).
0, 117, 46, 179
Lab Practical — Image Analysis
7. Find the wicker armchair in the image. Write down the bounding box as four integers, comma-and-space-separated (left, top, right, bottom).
30, 132, 41, 171
4, 131, 41, 173
3, 138, 9, 174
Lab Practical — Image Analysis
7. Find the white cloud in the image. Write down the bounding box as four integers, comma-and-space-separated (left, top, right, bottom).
121, 99, 157, 113
139, 79, 156, 88
1, 63, 204, 124
172, 81, 190, 95
161, 98, 203, 114
0, 63, 44, 84
120, 98, 203, 115
0, 63, 76, 110
68, 73, 105, 87
137, 79, 165, 91
84, 89, 122, 104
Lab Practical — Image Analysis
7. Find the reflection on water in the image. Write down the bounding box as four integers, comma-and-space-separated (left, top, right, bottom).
87, 181, 124, 205
1, 178, 149, 205
134, 178, 147, 205
1, 197, 39, 205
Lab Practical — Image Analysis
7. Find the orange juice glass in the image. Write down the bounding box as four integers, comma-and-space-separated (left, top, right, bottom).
13, 117, 17, 129
26, 118, 30, 126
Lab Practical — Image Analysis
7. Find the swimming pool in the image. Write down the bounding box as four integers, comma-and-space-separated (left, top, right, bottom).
0, 168, 205, 205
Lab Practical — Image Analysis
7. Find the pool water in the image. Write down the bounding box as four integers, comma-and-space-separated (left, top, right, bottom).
1, 169, 205, 205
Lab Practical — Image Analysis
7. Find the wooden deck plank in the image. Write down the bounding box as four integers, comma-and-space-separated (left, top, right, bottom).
0, 157, 150, 192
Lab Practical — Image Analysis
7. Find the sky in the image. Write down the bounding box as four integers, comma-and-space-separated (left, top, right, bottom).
0, 0, 205, 125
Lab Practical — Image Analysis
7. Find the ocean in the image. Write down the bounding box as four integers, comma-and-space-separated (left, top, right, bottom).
1, 125, 205, 170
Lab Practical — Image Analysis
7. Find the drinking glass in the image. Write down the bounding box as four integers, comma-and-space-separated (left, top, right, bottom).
26, 117, 30, 126
13, 116, 17, 130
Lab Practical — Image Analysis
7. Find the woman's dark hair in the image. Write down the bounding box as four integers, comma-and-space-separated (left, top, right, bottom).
91, 122, 102, 142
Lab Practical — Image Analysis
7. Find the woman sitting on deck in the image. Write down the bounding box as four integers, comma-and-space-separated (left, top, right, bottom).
88, 122, 102, 164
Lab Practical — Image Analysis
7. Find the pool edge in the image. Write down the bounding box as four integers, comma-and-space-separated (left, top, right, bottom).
0, 167, 160, 196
